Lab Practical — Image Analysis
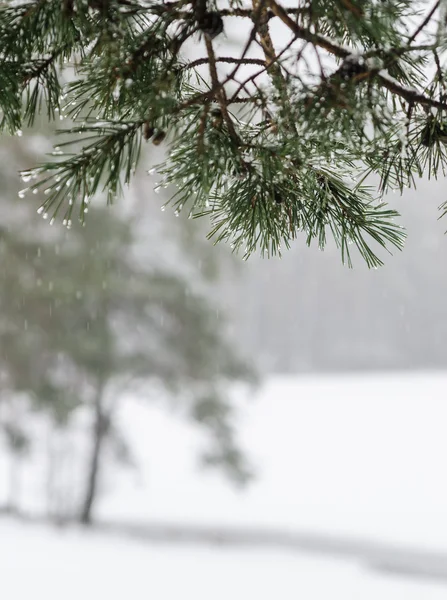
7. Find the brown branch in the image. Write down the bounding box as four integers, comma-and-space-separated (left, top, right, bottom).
377, 71, 447, 110
252, 0, 286, 84
229, 96, 262, 104
204, 36, 240, 143
340, 0, 363, 18
267, 0, 350, 58
219, 7, 307, 19
408, 0, 440, 45
186, 56, 266, 69
148, 5, 307, 21
363, 43, 436, 59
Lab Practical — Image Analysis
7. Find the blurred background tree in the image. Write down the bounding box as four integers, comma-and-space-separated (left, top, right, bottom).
0, 136, 255, 524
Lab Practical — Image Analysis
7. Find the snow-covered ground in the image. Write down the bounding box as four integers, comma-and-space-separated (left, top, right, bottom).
1, 517, 447, 600
2, 373, 447, 598
100, 373, 447, 549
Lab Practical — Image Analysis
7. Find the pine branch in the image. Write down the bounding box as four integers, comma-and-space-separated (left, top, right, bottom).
2, 0, 446, 266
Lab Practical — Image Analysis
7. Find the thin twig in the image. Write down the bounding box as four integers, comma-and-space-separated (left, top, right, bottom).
185, 56, 266, 69
408, 0, 440, 45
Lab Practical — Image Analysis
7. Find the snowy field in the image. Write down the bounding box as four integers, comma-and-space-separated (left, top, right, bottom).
100, 373, 447, 548
1, 516, 447, 600
2, 373, 447, 598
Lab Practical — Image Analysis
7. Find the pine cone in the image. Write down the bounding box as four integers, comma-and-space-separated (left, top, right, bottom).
143, 122, 154, 141
198, 11, 224, 39
420, 121, 447, 147
152, 130, 166, 146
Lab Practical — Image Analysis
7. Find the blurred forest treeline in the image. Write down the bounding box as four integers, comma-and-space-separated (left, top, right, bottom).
217, 178, 447, 374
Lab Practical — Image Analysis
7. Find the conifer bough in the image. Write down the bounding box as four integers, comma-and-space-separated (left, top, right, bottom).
2, 0, 447, 266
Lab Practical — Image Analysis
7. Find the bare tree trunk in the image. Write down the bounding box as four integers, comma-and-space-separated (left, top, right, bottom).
6, 454, 20, 514
79, 385, 107, 525
46, 425, 57, 520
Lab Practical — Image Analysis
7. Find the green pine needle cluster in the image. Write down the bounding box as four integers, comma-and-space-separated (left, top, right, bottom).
1, 0, 447, 266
